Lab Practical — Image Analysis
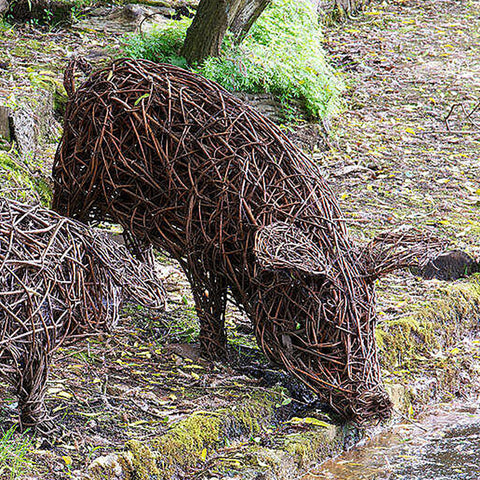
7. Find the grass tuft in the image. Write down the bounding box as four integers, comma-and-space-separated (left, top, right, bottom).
0, 426, 33, 480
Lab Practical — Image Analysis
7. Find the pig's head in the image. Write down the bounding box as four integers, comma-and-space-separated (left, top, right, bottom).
88, 228, 166, 313
253, 222, 392, 423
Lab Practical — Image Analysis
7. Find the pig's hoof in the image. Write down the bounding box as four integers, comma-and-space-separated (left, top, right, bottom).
199, 336, 228, 361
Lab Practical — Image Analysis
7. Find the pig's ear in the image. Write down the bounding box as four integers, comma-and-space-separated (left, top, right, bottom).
254, 222, 331, 277
359, 228, 446, 280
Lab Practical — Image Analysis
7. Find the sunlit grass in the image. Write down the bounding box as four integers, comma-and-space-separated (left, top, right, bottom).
0, 426, 33, 480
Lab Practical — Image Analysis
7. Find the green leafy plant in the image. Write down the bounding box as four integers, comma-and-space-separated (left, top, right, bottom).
123, 0, 343, 121
0, 19, 12, 31
0, 426, 33, 480
123, 18, 190, 69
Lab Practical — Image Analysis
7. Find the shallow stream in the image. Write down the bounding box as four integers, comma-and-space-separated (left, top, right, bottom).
305, 404, 480, 480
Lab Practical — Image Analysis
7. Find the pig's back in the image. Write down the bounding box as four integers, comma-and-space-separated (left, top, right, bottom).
54, 59, 350, 262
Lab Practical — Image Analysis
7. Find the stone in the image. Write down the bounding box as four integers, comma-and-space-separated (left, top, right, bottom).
1, 89, 60, 156
236, 92, 284, 124
0, 0, 8, 16
74, 4, 172, 35
317, 0, 370, 15
134, 0, 198, 7
417, 250, 479, 281
83, 452, 133, 480
133, 0, 170, 6
385, 383, 409, 412
12, 107, 36, 155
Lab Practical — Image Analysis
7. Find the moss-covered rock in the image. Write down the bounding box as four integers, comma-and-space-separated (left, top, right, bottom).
153, 411, 223, 473
81, 389, 345, 480
377, 275, 480, 406
283, 423, 342, 466
151, 390, 281, 476
27, 70, 68, 117
0, 150, 51, 204
126, 440, 160, 480
377, 276, 480, 369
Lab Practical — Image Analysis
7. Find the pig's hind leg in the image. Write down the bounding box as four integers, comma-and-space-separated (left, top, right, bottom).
190, 273, 228, 360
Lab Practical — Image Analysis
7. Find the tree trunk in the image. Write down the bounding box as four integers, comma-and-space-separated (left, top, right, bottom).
181, 0, 232, 65
181, 0, 270, 65
228, 0, 270, 43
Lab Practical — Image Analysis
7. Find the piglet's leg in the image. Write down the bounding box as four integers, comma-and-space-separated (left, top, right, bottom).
16, 349, 53, 434
190, 275, 228, 360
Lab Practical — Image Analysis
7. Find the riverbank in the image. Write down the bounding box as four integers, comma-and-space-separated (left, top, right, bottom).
323, 0, 480, 411
306, 402, 480, 479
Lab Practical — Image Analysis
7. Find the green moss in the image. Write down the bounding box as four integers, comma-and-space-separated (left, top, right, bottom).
215, 420, 344, 477
283, 423, 342, 466
152, 390, 280, 467
225, 396, 271, 436
83, 389, 344, 480
27, 70, 68, 116
377, 314, 435, 368
153, 411, 222, 468
377, 276, 480, 371
0, 151, 52, 205
125, 440, 160, 480
131, 389, 279, 480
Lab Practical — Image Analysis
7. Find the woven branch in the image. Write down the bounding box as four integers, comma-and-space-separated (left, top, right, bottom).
52, 58, 430, 423
254, 222, 332, 277
0, 198, 165, 432
360, 228, 447, 280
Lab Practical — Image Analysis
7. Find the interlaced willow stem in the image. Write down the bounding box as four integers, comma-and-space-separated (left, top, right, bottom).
0, 198, 165, 432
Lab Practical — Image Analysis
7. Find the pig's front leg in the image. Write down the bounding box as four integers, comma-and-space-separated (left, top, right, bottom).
15, 349, 54, 434
190, 274, 228, 360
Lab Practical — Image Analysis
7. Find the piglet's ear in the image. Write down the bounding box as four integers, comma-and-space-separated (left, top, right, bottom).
254, 222, 331, 278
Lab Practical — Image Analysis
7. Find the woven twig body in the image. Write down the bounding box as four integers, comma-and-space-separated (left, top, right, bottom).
0, 199, 165, 432
53, 58, 391, 422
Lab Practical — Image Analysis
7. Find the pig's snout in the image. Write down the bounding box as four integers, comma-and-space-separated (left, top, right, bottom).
352, 387, 393, 424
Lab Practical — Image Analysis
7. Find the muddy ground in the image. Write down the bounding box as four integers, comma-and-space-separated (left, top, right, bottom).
1, 0, 480, 479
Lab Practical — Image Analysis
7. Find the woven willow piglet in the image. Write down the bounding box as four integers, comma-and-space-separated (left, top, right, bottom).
53, 58, 392, 423
0, 199, 165, 432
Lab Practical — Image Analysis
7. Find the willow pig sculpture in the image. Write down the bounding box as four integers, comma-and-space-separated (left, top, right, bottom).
52, 58, 392, 423
0, 198, 165, 432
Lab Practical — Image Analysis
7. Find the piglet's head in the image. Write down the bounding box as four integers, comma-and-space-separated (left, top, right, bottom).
90, 230, 167, 313
253, 221, 392, 424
